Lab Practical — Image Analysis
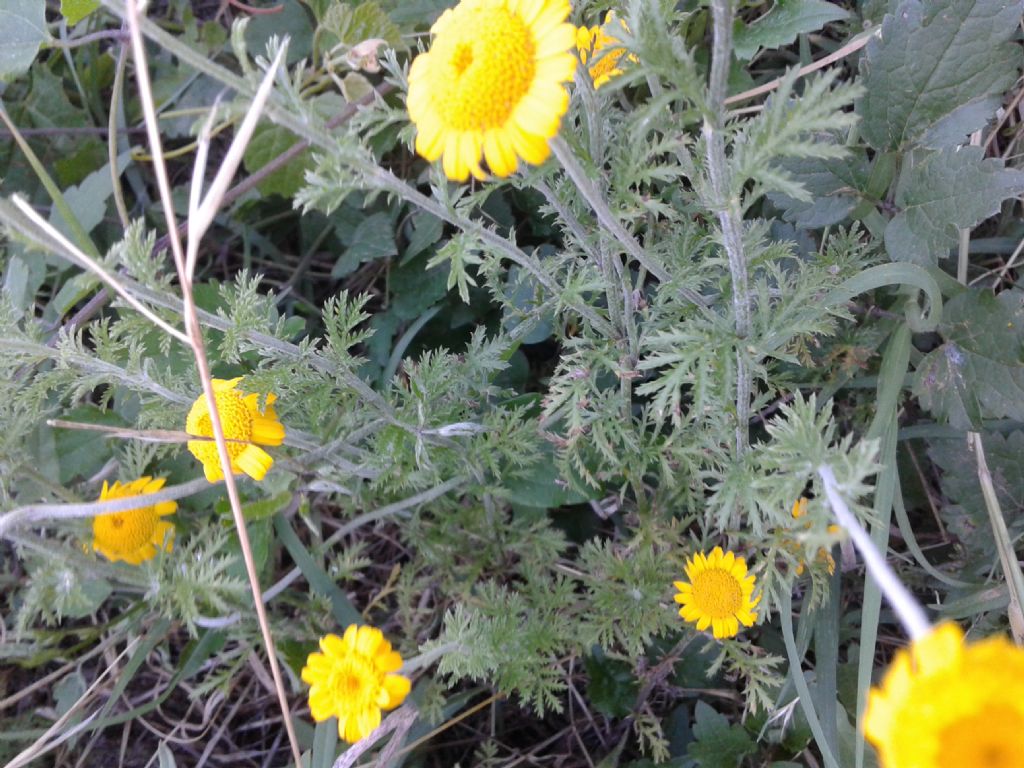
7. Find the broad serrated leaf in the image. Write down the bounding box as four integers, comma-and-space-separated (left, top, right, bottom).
320, 0, 403, 48
733, 0, 850, 60
242, 124, 312, 197
686, 702, 757, 768
50, 150, 132, 238
0, 0, 49, 81
584, 650, 639, 718
929, 430, 1024, 555
884, 147, 1024, 265
858, 0, 1023, 150
331, 212, 397, 278
60, 0, 100, 26
767, 148, 870, 228
245, 0, 313, 63
913, 289, 1024, 429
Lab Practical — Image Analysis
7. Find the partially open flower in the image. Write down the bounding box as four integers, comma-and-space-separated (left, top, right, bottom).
790, 497, 836, 576
674, 546, 760, 639
92, 477, 175, 564
185, 378, 285, 483
864, 622, 1024, 768
301, 625, 412, 743
576, 10, 636, 89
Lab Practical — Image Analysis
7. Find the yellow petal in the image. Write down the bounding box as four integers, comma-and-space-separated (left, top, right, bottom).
235, 444, 273, 481
251, 416, 285, 446
483, 130, 518, 177
381, 674, 412, 709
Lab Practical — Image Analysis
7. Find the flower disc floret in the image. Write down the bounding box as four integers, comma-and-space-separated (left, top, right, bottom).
301, 625, 412, 743
864, 622, 1024, 768
185, 378, 285, 483
407, 0, 577, 181
576, 11, 636, 88
674, 546, 760, 639
92, 477, 175, 565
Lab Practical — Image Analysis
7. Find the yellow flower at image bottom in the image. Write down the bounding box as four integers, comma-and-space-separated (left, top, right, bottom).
674, 546, 760, 639
576, 10, 636, 89
301, 625, 412, 743
406, 0, 577, 181
185, 377, 285, 483
864, 622, 1024, 768
92, 477, 175, 565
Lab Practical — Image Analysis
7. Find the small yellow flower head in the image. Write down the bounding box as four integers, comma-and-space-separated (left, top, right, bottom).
92, 477, 175, 565
185, 378, 285, 483
864, 622, 1024, 768
791, 497, 809, 518
576, 10, 636, 89
789, 497, 836, 576
406, 0, 577, 181
301, 625, 412, 743
674, 546, 760, 639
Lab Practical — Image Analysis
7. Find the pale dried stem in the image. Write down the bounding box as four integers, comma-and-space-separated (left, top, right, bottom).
5, 638, 140, 768
9, 196, 190, 345
124, 2, 302, 764
723, 27, 880, 106
818, 465, 931, 640
0, 476, 216, 537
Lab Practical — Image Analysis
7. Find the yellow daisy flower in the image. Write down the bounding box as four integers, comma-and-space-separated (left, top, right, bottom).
674, 546, 760, 639
301, 625, 412, 743
576, 10, 636, 89
864, 622, 1024, 768
92, 477, 176, 565
185, 378, 285, 483
406, 0, 577, 181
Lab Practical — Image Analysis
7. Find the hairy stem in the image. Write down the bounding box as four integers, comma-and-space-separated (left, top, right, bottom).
550, 137, 708, 310
703, 0, 751, 456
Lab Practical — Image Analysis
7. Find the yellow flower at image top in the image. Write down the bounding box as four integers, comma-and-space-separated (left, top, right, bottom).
576, 10, 636, 89
185, 378, 285, 483
674, 546, 760, 639
92, 477, 176, 564
864, 621, 1024, 768
406, 0, 577, 181
301, 625, 412, 743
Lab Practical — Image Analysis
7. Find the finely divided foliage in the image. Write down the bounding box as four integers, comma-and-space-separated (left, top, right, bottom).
0, 0, 1022, 765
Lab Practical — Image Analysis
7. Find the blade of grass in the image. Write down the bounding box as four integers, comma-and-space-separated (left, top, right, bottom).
776, 586, 839, 768
853, 321, 910, 768
0, 107, 100, 259
274, 513, 363, 627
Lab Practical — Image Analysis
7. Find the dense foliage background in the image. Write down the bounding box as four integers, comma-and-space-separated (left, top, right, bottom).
1, 0, 1023, 765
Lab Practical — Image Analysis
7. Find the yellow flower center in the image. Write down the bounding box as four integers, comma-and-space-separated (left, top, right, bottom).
690, 568, 743, 619
191, 388, 253, 461
93, 508, 159, 556
431, 4, 536, 132
937, 704, 1024, 768
328, 657, 378, 709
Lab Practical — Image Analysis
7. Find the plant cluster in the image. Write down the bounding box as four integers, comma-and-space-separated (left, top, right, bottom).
1, 0, 1023, 765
